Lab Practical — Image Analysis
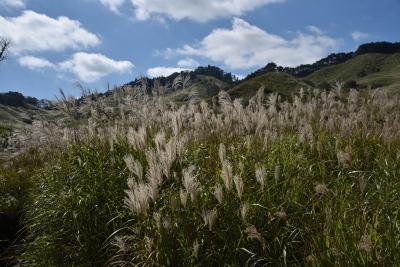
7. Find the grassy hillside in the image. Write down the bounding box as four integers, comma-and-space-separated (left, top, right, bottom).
1, 89, 400, 266
306, 53, 400, 90
230, 53, 400, 99
228, 72, 309, 100
0, 104, 52, 127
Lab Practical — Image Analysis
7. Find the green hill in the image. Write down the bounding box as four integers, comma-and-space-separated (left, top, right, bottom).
230, 42, 400, 98
305, 53, 400, 90
230, 52, 400, 99
228, 72, 310, 100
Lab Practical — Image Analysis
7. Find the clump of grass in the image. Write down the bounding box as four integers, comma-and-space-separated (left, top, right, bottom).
0, 124, 11, 136
0, 149, 47, 265
17, 140, 132, 266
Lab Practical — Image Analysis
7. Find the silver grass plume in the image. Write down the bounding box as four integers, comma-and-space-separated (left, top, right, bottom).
202, 208, 218, 231
255, 166, 266, 191
245, 225, 266, 251
123, 155, 143, 180
182, 165, 199, 202
179, 188, 188, 208
233, 175, 244, 199
221, 160, 233, 191
213, 183, 224, 204
240, 202, 249, 221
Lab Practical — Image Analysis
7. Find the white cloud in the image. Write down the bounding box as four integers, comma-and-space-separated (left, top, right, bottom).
351, 31, 370, 41
100, 0, 125, 13
18, 56, 55, 70
59, 52, 134, 82
0, 0, 27, 9
307, 25, 323, 35
174, 18, 339, 68
177, 58, 199, 68
0, 11, 100, 54
147, 67, 190, 78
130, 0, 285, 22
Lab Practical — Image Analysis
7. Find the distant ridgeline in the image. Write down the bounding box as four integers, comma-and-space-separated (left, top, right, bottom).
0, 91, 51, 109
244, 41, 400, 80
2, 41, 399, 106
125, 65, 239, 90
0, 91, 38, 107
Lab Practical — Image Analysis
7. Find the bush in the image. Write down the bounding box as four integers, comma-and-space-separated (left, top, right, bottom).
344, 80, 358, 89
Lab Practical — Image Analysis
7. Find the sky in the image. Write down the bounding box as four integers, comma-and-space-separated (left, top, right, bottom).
0, 0, 399, 99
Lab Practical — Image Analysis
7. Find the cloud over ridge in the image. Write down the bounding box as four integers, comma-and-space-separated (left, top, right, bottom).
174, 18, 339, 68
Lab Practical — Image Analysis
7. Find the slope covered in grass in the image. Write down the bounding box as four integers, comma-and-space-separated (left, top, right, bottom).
1, 88, 400, 266
306, 53, 400, 90
228, 72, 309, 100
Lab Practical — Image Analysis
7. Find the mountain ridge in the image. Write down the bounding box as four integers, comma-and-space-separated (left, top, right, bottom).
1, 41, 399, 106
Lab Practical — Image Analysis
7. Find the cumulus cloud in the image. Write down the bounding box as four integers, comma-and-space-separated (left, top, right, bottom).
59, 52, 134, 82
0, 0, 27, 9
147, 67, 190, 78
0, 11, 100, 54
307, 25, 324, 35
174, 18, 339, 68
177, 58, 199, 68
100, 0, 125, 13
18, 56, 55, 70
351, 31, 370, 41
130, 0, 284, 22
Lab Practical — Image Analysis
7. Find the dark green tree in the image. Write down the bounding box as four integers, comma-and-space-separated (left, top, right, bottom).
0, 37, 10, 63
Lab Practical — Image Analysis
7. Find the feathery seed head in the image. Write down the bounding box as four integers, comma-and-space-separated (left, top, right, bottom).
337, 146, 352, 168
192, 240, 200, 258
358, 233, 373, 256
124, 179, 151, 214
213, 183, 224, 204
305, 255, 318, 266
127, 126, 147, 150
202, 208, 218, 231
154, 131, 166, 152
276, 210, 288, 221
218, 143, 226, 163
244, 225, 265, 250
182, 165, 199, 202
162, 216, 172, 230
153, 212, 162, 229
233, 175, 244, 199
240, 202, 249, 221
255, 166, 266, 191
179, 188, 188, 208
124, 155, 143, 180
314, 183, 329, 196
274, 164, 281, 183
221, 160, 233, 190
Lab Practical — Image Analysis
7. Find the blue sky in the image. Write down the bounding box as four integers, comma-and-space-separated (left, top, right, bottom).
0, 0, 399, 99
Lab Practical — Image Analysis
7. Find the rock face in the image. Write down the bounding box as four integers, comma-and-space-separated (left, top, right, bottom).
125, 72, 194, 96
